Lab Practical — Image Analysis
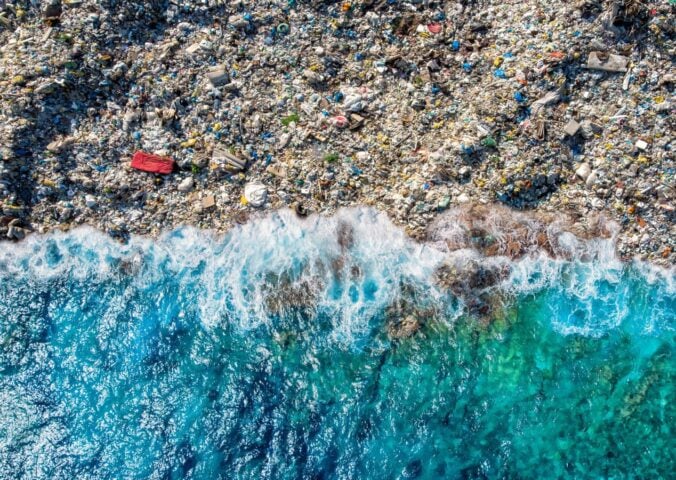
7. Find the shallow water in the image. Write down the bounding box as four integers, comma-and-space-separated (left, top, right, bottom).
0, 209, 673, 479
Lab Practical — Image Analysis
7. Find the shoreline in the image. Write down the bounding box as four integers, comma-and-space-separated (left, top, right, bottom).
2, 202, 675, 271
2, 203, 673, 339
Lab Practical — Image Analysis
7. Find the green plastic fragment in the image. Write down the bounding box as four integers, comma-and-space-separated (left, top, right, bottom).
482, 136, 497, 148
281, 113, 300, 126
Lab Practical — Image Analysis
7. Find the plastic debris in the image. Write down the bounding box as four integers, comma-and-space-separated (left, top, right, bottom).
201, 195, 216, 210
206, 66, 229, 87
587, 52, 629, 72
564, 120, 581, 137
636, 140, 648, 151
244, 183, 267, 208
130, 152, 175, 175
178, 177, 194, 192
212, 147, 246, 172
575, 163, 592, 181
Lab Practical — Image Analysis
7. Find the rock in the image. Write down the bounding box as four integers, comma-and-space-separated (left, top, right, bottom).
575, 163, 591, 181
244, 183, 268, 207
7, 226, 26, 240
388, 315, 420, 339
178, 177, 194, 192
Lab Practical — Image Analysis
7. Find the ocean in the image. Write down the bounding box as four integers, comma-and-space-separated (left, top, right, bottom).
0, 208, 673, 479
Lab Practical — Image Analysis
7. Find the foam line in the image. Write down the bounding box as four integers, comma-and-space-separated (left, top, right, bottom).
0, 207, 672, 338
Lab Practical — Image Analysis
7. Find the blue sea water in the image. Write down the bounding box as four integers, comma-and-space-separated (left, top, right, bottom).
0, 208, 673, 479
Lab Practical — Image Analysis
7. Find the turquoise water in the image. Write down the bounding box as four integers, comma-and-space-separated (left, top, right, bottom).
0, 209, 673, 479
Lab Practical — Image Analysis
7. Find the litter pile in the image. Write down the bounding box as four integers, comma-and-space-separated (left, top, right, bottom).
0, 0, 673, 264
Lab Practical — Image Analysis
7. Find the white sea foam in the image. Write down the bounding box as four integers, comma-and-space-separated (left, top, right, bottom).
0, 207, 672, 338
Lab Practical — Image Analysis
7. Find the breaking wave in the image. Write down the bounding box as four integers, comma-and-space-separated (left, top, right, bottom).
1, 207, 672, 339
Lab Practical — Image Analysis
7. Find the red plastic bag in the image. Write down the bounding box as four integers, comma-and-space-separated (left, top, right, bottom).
130, 151, 175, 174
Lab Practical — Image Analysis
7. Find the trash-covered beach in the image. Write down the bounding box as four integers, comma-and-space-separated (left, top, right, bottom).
1, 3, 675, 478
0, 0, 673, 264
